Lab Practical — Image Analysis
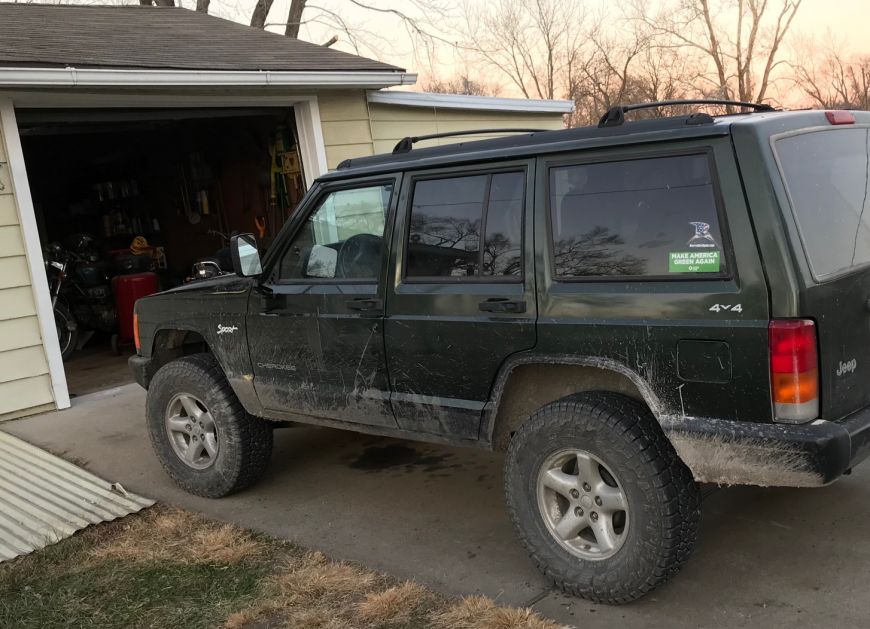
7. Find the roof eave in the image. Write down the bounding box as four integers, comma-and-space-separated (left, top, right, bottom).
367, 89, 574, 114
0, 67, 417, 88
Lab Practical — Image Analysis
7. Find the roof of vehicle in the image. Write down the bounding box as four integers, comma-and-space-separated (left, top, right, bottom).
323, 109, 870, 181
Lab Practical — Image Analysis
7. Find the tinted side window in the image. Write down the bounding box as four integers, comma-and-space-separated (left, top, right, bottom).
407, 171, 524, 279
407, 175, 485, 278
549, 154, 727, 278
277, 184, 392, 281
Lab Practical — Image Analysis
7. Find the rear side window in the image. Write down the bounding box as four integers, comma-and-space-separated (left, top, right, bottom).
549, 154, 728, 279
775, 128, 870, 281
406, 171, 524, 279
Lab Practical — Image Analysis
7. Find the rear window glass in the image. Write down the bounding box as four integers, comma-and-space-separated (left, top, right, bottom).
549, 154, 728, 278
776, 128, 870, 280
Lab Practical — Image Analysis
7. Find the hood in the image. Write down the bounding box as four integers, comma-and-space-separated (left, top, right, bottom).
161, 273, 254, 296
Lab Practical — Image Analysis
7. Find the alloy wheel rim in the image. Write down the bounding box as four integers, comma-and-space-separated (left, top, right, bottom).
165, 393, 219, 470
536, 448, 629, 561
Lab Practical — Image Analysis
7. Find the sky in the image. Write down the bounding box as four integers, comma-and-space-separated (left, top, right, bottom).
138, 0, 870, 102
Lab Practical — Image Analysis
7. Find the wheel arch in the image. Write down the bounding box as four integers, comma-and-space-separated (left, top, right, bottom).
150, 327, 210, 371
146, 324, 264, 418
484, 355, 665, 452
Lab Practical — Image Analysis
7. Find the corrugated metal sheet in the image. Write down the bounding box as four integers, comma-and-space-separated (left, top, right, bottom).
0, 431, 153, 562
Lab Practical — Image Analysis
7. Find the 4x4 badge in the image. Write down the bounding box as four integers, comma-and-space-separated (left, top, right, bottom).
688, 221, 717, 248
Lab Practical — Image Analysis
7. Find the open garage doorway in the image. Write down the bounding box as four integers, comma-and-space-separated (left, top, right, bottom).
17, 107, 306, 397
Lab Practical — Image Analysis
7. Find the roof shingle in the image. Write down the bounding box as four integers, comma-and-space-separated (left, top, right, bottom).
0, 3, 405, 73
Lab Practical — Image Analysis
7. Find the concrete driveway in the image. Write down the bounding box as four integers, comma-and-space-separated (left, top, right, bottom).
5, 384, 870, 628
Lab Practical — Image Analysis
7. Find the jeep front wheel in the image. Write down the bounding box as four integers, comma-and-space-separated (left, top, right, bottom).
146, 353, 273, 498
504, 392, 700, 604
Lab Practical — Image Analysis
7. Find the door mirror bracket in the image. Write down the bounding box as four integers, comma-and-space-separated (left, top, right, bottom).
230, 233, 263, 278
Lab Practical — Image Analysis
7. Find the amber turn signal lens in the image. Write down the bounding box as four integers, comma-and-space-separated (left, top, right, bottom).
771, 368, 819, 405
133, 313, 140, 351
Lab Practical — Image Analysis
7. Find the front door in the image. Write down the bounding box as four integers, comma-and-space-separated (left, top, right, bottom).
247, 177, 399, 428
384, 162, 537, 439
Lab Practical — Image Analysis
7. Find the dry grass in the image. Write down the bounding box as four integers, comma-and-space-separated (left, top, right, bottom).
88, 506, 264, 565
431, 596, 564, 629
356, 581, 434, 625
8, 505, 563, 629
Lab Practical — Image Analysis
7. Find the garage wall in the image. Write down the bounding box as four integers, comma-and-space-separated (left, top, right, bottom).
317, 90, 567, 170
0, 123, 55, 421
367, 102, 565, 155
317, 90, 375, 169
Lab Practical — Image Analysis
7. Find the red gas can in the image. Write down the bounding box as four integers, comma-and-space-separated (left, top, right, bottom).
112, 272, 159, 343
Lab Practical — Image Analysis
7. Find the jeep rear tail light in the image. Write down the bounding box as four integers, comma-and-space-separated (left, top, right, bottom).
769, 319, 819, 423
825, 110, 855, 125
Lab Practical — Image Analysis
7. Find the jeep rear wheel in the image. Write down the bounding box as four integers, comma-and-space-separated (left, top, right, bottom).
504, 392, 700, 604
146, 353, 273, 498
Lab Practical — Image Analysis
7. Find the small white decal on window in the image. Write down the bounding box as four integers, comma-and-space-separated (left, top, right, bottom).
688, 221, 718, 248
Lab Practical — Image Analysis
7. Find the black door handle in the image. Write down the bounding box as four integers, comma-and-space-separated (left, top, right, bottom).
346, 298, 383, 311
478, 298, 527, 314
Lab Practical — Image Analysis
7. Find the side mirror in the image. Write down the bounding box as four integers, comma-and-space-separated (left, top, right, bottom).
230, 233, 262, 277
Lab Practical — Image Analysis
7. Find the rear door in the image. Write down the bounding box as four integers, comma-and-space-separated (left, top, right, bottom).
771, 124, 870, 420
384, 161, 537, 439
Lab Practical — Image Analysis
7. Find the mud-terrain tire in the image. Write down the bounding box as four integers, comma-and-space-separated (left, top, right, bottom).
504, 391, 700, 604
146, 353, 273, 498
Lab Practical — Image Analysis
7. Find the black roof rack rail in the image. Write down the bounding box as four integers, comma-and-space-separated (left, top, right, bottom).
391, 128, 549, 155
598, 99, 776, 128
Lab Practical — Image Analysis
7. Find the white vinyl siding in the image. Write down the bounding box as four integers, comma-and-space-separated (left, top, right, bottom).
317, 90, 566, 170
318, 90, 375, 169
367, 102, 565, 155
0, 122, 53, 420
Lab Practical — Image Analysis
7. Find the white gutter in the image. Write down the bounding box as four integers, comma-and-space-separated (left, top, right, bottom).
367, 89, 574, 113
0, 67, 417, 88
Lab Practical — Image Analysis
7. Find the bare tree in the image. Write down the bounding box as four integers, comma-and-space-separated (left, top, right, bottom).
794, 37, 870, 110
285, 0, 306, 37
424, 75, 499, 96
252, 0, 452, 75
250, 0, 273, 28
632, 0, 801, 106
458, 0, 586, 100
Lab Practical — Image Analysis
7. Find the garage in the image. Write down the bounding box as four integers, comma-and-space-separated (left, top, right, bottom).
0, 3, 570, 421
18, 107, 305, 395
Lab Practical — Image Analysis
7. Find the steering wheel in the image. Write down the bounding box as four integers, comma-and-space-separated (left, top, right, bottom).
337, 233, 382, 278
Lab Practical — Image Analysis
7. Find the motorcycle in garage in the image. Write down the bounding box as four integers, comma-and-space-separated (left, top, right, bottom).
43, 235, 119, 361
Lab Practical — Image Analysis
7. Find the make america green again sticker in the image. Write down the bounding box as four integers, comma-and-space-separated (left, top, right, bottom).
669, 251, 720, 273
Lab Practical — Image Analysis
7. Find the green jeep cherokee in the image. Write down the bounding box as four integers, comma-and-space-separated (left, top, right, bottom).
130, 100, 870, 604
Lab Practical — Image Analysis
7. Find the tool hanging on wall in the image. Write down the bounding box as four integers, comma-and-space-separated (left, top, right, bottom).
254, 215, 267, 239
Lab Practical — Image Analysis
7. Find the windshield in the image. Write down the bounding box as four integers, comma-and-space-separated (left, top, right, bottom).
775, 127, 870, 281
